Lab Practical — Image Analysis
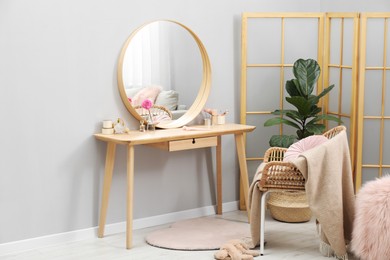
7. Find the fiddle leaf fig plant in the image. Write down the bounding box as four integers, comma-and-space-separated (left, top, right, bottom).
264, 58, 342, 148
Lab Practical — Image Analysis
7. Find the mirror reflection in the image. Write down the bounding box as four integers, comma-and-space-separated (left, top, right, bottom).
121, 21, 203, 123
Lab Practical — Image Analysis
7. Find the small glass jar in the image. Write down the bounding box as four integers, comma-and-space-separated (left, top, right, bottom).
147, 120, 155, 131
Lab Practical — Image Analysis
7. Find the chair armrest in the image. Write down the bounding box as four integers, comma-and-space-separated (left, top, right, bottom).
263, 147, 288, 162
259, 161, 305, 191
323, 125, 346, 139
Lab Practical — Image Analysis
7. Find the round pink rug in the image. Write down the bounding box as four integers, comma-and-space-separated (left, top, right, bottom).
145, 217, 251, 250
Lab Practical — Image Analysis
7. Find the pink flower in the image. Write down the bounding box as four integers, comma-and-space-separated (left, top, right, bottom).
141, 99, 153, 110
128, 97, 132, 103
141, 99, 154, 126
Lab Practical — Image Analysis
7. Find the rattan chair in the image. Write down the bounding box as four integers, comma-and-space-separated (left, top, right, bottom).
133, 105, 173, 120
258, 125, 346, 255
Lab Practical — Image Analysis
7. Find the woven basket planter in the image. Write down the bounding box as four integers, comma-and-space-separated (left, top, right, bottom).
267, 190, 312, 223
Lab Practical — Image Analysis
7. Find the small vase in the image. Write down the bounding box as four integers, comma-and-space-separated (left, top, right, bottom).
147, 111, 155, 131
147, 119, 155, 131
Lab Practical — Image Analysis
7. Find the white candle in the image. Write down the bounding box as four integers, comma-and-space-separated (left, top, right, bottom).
103, 120, 113, 129
101, 128, 114, 134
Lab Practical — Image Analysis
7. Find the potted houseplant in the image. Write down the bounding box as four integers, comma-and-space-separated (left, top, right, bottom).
264, 58, 342, 148
263, 58, 342, 222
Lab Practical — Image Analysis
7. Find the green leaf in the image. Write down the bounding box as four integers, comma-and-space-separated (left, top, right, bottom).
285, 96, 312, 116
292, 79, 303, 96
264, 117, 301, 129
285, 79, 300, 97
272, 110, 304, 124
285, 111, 304, 123
293, 59, 320, 97
296, 129, 313, 139
317, 84, 335, 100
271, 109, 297, 116
307, 106, 322, 117
321, 114, 344, 123
305, 124, 326, 134
286, 110, 304, 119
269, 135, 297, 148
307, 95, 320, 105
307, 114, 343, 124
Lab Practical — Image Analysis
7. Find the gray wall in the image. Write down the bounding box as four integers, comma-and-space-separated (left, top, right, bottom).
0, 0, 388, 244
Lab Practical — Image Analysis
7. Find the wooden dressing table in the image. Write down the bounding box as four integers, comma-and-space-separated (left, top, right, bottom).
94, 123, 255, 249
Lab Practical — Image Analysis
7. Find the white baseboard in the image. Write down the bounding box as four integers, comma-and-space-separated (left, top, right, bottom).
0, 201, 239, 256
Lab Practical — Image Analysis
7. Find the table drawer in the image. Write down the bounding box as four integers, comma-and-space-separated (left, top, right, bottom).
169, 136, 217, 151
148, 136, 218, 151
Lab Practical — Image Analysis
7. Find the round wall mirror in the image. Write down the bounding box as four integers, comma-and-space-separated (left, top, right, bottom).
117, 20, 211, 129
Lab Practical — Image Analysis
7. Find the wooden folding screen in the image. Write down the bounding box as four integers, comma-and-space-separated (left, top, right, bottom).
240, 13, 325, 208
241, 12, 390, 197
323, 13, 359, 186
356, 13, 390, 189
240, 13, 361, 208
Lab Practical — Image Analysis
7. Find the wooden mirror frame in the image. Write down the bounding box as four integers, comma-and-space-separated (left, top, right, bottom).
117, 20, 211, 129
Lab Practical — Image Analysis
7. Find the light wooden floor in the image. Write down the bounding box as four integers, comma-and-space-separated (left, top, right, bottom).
1, 210, 357, 260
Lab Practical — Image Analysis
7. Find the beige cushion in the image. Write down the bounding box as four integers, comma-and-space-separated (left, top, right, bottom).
155, 90, 179, 110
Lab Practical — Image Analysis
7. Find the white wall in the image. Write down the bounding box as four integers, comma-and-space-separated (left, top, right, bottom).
0, 0, 388, 245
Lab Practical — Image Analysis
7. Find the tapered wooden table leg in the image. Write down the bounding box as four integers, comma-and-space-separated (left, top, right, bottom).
235, 133, 250, 222
126, 144, 135, 249
239, 180, 246, 210
98, 142, 116, 238
216, 136, 222, 215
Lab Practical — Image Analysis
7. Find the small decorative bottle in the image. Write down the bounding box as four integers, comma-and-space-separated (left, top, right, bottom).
139, 120, 145, 132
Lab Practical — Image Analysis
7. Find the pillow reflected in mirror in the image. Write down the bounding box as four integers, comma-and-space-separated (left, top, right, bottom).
129, 85, 163, 106
155, 90, 179, 111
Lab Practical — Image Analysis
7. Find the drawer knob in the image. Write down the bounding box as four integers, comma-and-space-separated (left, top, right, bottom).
192, 138, 196, 144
